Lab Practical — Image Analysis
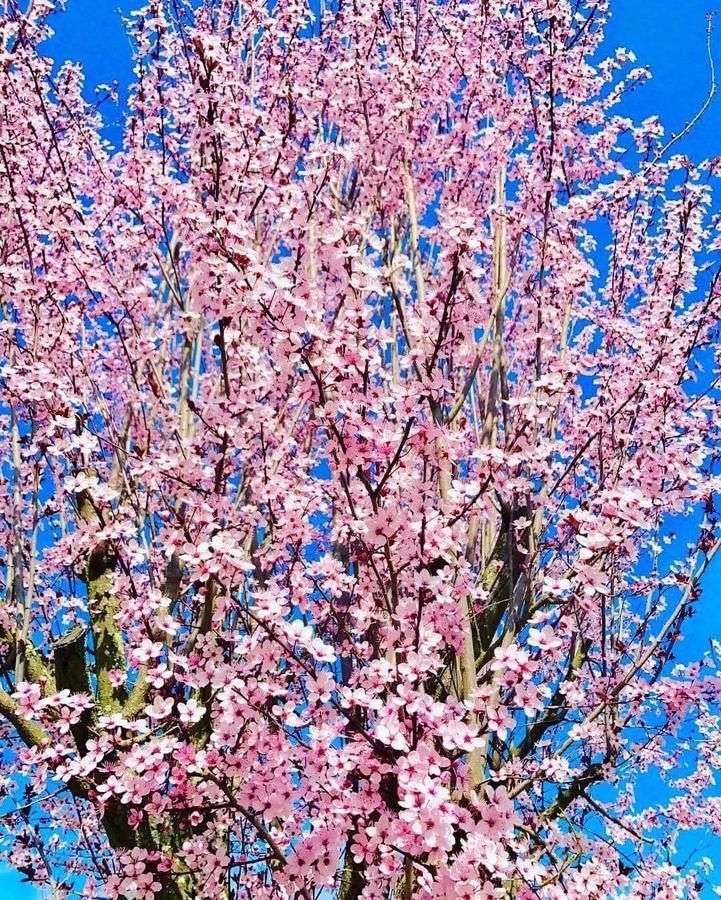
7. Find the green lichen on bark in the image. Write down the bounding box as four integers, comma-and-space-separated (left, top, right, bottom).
86, 540, 127, 711
76, 481, 128, 712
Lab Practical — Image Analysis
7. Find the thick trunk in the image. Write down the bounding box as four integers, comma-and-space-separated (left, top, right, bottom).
338, 849, 366, 900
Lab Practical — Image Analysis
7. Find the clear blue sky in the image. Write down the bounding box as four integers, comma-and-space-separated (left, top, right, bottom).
3, 0, 720, 897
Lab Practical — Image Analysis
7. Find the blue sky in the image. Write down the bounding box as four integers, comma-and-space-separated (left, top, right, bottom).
606, 0, 721, 164
2, 0, 720, 897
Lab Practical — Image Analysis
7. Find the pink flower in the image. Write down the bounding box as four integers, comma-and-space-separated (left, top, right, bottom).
485, 704, 515, 741
178, 698, 204, 725
144, 697, 173, 722
528, 625, 562, 653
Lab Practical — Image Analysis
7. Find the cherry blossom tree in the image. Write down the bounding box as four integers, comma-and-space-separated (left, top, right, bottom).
1, 0, 721, 897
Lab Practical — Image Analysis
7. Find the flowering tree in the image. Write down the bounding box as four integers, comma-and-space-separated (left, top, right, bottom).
1, 0, 721, 896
